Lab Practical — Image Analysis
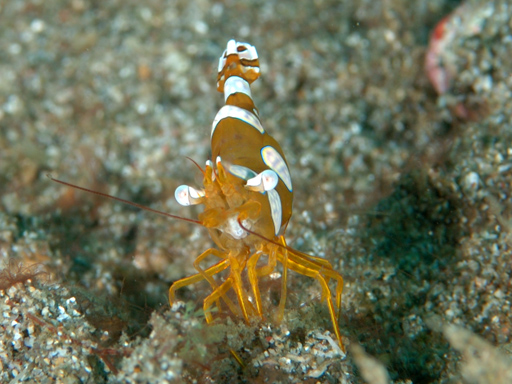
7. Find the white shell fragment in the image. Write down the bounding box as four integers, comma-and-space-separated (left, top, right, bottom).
460, 171, 481, 196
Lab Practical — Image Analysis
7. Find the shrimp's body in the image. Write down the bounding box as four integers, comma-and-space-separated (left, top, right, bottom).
172, 40, 345, 351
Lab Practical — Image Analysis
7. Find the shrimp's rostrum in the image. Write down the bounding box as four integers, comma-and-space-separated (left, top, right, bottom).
172, 40, 345, 351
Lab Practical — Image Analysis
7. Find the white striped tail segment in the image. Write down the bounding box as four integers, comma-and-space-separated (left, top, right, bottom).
211, 105, 264, 138
217, 40, 260, 93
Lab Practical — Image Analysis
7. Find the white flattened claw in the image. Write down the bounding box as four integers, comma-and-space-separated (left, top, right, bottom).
245, 170, 278, 193
175, 185, 205, 206
261, 170, 279, 191
228, 164, 257, 181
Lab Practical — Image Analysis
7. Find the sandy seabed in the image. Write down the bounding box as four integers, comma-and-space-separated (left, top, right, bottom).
1, 1, 511, 383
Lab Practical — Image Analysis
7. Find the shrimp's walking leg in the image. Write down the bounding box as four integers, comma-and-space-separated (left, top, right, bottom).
230, 257, 252, 323
276, 236, 289, 323
287, 248, 344, 312
192, 248, 239, 316
284, 252, 345, 353
247, 250, 265, 318
247, 239, 282, 319
169, 259, 228, 306
247, 236, 291, 321
203, 278, 234, 324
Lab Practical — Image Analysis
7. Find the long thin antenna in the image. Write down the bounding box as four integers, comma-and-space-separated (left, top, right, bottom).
48, 174, 203, 226
185, 156, 205, 175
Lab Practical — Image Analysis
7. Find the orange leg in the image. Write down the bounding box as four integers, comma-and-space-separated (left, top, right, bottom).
283, 248, 344, 310
235, 200, 261, 221
169, 259, 229, 307
277, 241, 289, 323
203, 278, 234, 324
286, 250, 344, 304
247, 250, 265, 318
192, 248, 239, 316
229, 257, 252, 323
247, 241, 282, 319
281, 251, 345, 353
262, 236, 291, 323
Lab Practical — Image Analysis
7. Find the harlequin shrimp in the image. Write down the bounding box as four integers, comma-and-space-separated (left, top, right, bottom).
50, 40, 345, 352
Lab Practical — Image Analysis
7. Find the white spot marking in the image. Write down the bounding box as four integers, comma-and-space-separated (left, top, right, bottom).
267, 189, 282, 235
261, 146, 293, 191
